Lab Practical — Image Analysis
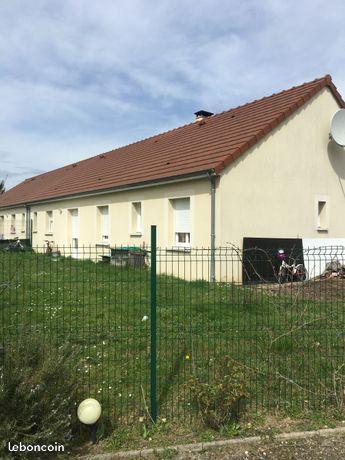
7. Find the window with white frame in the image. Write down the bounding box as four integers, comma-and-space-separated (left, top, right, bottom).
32, 212, 38, 232
10, 214, 16, 234
0, 216, 4, 239
98, 206, 109, 243
131, 202, 142, 234
21, 213, 26, 233
317, 200, 328, 230
172, 197, 191, 246
46, 211, 53, 234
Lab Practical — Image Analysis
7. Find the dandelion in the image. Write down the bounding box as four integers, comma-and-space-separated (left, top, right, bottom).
185, 354, 190, 360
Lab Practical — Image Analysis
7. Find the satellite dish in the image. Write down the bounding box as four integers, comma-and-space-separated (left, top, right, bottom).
330, 109, 345, 147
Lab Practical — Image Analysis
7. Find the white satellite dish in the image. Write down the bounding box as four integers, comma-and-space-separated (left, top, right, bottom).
330, 109, 345, 147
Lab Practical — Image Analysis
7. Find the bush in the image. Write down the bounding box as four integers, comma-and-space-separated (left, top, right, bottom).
0, 333, 80, 458
188, 355, 246, 429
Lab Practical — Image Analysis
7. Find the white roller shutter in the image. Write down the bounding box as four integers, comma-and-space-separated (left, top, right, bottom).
101, 206, 109, 238
71, 209, 79, 238
174, 198, 190, 233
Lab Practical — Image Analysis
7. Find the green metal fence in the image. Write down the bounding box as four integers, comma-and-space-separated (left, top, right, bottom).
1, 236, 345, 424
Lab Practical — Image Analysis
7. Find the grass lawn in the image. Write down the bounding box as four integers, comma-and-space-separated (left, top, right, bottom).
1, 250, 344, 424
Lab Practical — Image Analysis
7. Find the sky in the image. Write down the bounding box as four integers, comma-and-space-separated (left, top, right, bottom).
1, 0, 345, 189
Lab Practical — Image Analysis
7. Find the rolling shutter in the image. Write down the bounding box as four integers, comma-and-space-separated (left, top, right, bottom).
71, 209, 79, 238
174, 198, 190, 233
101, 206, 109, 237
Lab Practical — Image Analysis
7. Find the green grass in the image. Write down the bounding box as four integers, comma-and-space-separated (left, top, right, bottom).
1, 250, 344, 424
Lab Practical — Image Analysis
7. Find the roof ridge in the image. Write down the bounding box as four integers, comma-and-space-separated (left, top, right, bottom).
1, 74, 343, 208
211, 75, 331, 120
213, 75, 337, 174
18, 75, 335, 185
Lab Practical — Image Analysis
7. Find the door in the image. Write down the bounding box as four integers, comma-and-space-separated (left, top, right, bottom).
70, 209, 79, 258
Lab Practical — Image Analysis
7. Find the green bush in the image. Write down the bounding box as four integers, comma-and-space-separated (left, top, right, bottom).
0, 333, 80, 458
188, 356, 246, 429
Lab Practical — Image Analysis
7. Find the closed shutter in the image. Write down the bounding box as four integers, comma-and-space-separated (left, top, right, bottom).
101, 206, 109, 238
71, 209, 79, 238
174, 198, 190, 233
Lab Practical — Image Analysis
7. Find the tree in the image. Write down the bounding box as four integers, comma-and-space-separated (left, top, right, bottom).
0, 179, 5, 194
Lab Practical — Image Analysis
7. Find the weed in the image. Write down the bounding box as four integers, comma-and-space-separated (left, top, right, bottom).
188, 355, 246, 429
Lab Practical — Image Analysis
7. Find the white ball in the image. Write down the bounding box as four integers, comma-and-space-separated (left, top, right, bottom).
77, 398, 102, 425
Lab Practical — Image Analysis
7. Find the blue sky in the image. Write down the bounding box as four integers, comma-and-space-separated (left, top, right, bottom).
1, 0, 345, 189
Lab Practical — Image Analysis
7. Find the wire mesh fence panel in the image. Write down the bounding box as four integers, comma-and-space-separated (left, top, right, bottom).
0, 246, 150, 423
0, 244, 345, 423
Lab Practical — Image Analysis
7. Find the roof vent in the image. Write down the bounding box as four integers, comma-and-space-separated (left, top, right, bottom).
194, 110, 214, 125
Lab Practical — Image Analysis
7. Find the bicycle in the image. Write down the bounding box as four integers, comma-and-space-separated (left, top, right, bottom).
44, 240, 61, 256
277, 250, 307, 283
4, 237, 24, 252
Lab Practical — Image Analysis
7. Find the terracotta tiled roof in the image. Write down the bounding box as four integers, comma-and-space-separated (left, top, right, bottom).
0, 75, 343, 208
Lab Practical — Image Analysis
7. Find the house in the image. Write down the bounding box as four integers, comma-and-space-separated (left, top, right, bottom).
1, 74, 345, 279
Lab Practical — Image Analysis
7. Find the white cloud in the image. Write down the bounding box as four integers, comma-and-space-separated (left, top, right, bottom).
0, 0, 345, 188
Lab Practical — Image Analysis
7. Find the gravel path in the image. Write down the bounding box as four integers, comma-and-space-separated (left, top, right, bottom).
80, 428, 345, 459
158, 433, 345, 459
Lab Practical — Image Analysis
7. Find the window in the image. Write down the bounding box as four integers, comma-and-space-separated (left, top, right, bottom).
98, 206, 109, 243
317, 200, 328, 230
21, 213, 26, 233
0, 216, 4, 239
171, 197, 191, 246
32, 212, 38, 232
46, 211, 53, 234
176, 232, 190, 244
131, 202, 142, 234
10, 214, 16, 234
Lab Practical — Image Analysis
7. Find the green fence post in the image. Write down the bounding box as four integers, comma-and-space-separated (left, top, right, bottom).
150, 225, 157, 422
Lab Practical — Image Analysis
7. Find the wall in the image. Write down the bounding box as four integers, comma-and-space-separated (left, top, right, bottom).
0, 206, 27, 239
0, 178, 211, 251
218, 87, 345, 249
2, 87, 344, 282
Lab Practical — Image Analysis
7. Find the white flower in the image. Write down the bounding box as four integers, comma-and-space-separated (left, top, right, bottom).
142, 315, 149, 322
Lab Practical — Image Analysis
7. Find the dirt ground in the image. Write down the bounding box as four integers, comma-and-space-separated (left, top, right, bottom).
265, 277, 345, 302
148, 433, 345, 459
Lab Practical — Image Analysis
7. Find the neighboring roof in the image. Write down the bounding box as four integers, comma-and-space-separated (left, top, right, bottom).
1, 75, 344, 208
